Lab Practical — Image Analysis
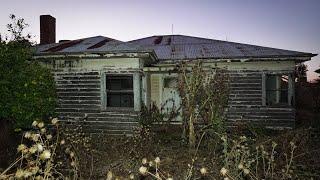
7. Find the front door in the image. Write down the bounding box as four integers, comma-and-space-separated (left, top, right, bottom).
162, 76, 181, 122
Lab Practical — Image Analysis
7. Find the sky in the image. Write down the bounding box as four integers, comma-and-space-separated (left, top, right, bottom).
1, 0, 319, 81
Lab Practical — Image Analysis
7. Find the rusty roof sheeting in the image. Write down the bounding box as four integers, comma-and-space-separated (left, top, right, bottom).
35, 35, 315, 60
128, 35, 315, 60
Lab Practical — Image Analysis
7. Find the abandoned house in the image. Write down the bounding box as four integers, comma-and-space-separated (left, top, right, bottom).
34, 15, 317, 134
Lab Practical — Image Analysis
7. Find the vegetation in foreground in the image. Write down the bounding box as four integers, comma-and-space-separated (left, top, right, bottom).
0, 118, 320, 179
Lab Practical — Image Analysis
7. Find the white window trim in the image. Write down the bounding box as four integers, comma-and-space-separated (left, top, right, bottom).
100, 72, 140, 110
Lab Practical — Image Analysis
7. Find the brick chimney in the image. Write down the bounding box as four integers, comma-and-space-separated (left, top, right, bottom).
40, 15, 56, 44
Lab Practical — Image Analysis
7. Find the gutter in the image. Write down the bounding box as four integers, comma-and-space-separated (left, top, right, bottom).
33, 50, 158, 62
156, 54, 317, 64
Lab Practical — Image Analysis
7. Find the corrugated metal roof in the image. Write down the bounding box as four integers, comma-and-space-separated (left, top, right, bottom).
128, 35, 315, 60
36, 36, 118, 53
35, 35, 315, 61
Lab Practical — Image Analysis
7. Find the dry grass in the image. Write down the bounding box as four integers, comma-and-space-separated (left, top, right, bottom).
1, 118, 320, 179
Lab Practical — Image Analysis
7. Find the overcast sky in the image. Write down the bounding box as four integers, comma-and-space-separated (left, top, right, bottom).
1, 0, 319, 81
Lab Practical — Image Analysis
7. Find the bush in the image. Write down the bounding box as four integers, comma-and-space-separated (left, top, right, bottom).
0, 15, 56, 128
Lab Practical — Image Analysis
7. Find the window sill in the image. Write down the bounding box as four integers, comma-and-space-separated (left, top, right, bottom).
265, 103, 292, 108
102, 107, 135, 112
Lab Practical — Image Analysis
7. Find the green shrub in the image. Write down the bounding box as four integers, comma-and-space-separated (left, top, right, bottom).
0, 15, 57, 128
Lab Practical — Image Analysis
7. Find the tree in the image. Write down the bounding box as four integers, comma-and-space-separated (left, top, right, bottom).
295, 63, 307, 83
0, 15, 56, 128
315, 68, 320, 83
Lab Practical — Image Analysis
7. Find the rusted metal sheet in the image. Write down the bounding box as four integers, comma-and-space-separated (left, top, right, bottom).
44, 39, 84, 52
128, 35, 315, 61
35, 35, 315, 61
87, 39, 112, 49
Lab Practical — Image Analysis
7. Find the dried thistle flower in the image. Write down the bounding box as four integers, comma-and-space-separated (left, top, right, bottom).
60, 139, 65, 145
23, 170, 32, 178
17, 144, 27, 152
24, 132, 31, 139
129, 173, 135, 179
142, 158, 147, 165
32, 121, 38, 127
37, 122, 44, 128
238, 163, 244, 170
154, 157, 160, 164
155, 172, 160, 179
106, 171, 113, 180
139, 166, 148, 176
31, 166, 39, 175
31, 134, 40, 142
15, 169, 24, 179
29, 146, 37, 154
40, 150, 51, 160
37, 144, 43, 152
71, 161, 76, 167
149, 161, 154, 167
40, 128, 46, 134
70, 152, 75, 158
46, 134, 52, 140
200, 167, 208, 175
220, 167, 228, 176
51, 118, 58, 125
243, 168, 250, 175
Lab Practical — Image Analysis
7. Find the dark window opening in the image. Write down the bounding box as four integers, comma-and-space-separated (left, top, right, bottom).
164, 77, 178, 88
106, 75, 133, 107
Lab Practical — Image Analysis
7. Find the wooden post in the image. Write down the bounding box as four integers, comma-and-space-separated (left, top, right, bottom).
142, 72, 151, 109
261, 73, 266, 106
133, 72, 141, 111
100, 72, 107, 110
276, 75, 281, 103
288, 73, 294, 106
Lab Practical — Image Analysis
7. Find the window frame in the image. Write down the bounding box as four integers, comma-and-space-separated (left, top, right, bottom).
101, 73, 135, 109
106, 74, 134, 108
262, 73, 294, 107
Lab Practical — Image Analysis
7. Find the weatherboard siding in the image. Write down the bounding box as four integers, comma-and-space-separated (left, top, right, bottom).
54, 71, 139, 134
45, 57, 143, 135
145, 69, 295, 129
43, 57, 296, 133
226, 70, 295, 129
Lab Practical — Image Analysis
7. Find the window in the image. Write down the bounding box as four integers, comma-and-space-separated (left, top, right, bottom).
106, 75, 133, 107
164, 77, 178, 88
265, 74, 289, 106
